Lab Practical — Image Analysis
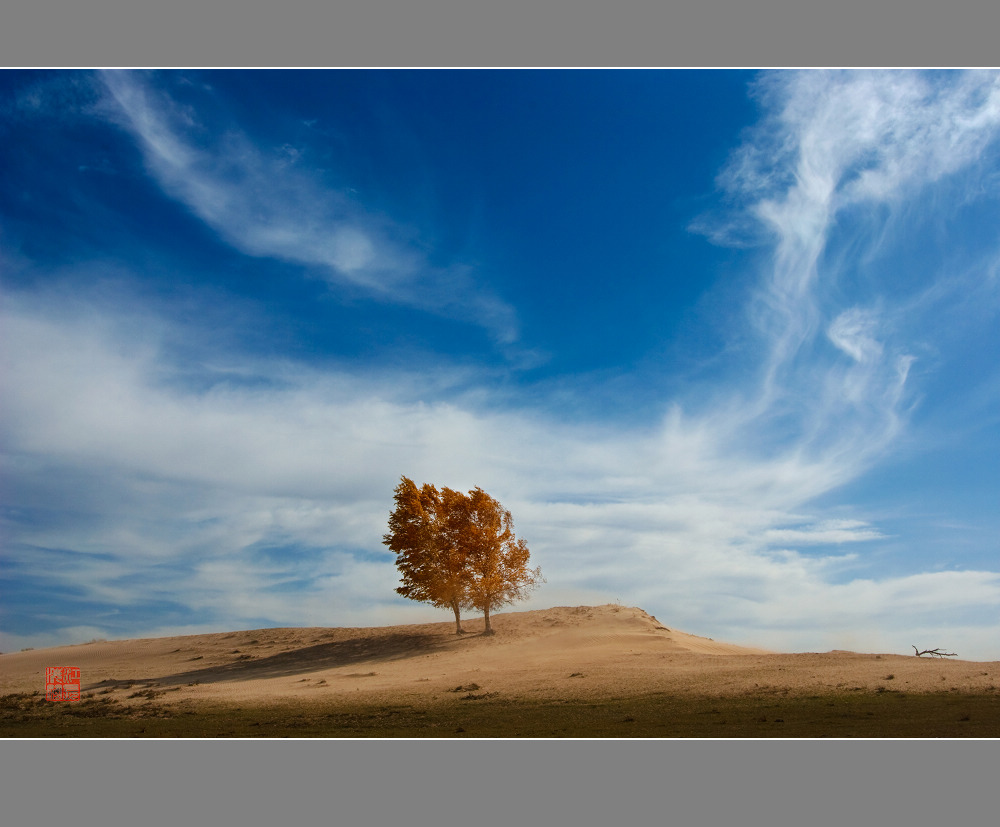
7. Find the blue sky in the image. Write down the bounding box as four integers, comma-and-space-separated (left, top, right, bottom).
2, 69, 1000, 659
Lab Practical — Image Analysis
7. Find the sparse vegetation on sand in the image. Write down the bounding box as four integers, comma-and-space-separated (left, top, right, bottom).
3, 688, 999, 738
2, 605, 997, 738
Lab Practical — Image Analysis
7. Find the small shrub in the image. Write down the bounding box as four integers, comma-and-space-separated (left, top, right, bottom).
461, 691, 498, 701
128, 689, 159, 700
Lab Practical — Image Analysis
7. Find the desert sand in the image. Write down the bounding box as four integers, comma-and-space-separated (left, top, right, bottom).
3, 605, 997, 710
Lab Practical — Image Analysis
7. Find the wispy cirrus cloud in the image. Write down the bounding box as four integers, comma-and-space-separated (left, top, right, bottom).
827, 308, 884, 365
97, 70, 519, 344
762, 520, 885, 546
699, 71, 1000, 479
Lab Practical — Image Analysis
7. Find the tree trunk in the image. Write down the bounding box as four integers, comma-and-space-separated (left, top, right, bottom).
482, 604, 494, 636
452, 599, 465, 634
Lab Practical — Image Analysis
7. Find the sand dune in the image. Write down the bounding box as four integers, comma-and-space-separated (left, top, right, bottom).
3, 605, 996, 709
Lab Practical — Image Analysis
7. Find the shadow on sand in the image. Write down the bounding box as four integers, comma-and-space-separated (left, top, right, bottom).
82, 630, 493, 691
84, 634, 458, 691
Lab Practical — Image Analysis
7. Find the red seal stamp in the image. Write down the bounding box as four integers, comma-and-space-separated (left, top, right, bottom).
46, 667, 82, 701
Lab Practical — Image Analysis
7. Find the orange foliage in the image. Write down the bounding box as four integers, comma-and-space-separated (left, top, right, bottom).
383, 477, 543, 635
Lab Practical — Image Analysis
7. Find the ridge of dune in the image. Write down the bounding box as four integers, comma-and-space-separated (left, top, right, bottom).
3, 605, 995, 705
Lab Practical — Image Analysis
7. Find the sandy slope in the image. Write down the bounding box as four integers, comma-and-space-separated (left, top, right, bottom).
2, 605, 997, 708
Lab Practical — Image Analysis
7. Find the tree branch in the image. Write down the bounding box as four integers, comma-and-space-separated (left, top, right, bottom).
912, 645, 957, 658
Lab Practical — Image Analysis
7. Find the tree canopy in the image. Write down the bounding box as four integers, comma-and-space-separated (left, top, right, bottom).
383, 477, 543, 634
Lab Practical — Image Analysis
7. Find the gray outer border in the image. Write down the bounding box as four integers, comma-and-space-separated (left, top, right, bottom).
2, 739, 997, 825
2, 1, 999, 67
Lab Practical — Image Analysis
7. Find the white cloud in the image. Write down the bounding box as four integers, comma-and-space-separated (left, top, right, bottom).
4, 282, 999, 657
98, 70, 519, 344
827, 308, 884, 364
699, 72, 1000, 494
763, 520, 885, 546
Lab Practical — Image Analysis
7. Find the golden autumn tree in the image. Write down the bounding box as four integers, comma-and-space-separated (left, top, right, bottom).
383, 478, 543, 635
447, 486, 543, 636
382, 477, 472, 634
